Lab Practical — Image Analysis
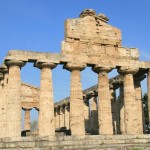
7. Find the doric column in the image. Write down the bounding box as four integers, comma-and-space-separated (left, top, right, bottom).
64, 104, 70, 130
134, 78, 144, 134
83, 97, 90, 133
92, 66, 113, 135
35, 108, 39, 131
118, 67, 139, 134
110, 85, 117, 134
90, 96, 98, 134
117, 85, 124, 134
24, 108, 31, 131
5, 60, 25, 137
1, 68, 9, 137
147, 69, 150, 127
55, 107, 60, 129
0, 73, 4, 138
64, 63, 86, 136
59, 106, 65, 128
36, 62, 56, 136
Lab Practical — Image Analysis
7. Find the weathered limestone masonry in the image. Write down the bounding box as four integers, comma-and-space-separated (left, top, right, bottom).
0, 9, 150, 149
93, 67, 113, 135
0, 72, 4, 137
5, 60, 25, 137
118, 67, 139, 134
24, 108, 31, 131
64, 63, 86, 136
90, 97, 98, 134
36, 62, 56, 136
54, 75, 122, 134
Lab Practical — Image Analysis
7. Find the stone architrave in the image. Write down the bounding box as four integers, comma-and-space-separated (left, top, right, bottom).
5, 60, 25, 137
118, 67, 139, 134
90, 96, 98, 134
92, 66, 113, 135
36, 62, 56, 136
134, 80, 144, 134
64, 63, 86, 136
24, 108, 31, 131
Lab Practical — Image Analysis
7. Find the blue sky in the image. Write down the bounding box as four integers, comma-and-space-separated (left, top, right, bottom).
0, 0, 150, 125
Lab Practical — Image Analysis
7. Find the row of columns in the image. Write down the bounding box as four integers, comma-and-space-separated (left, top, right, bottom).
0, 59, 150, 137
54, 104, 70, 130
65, 64, 146, 135
54, 97, 98, 134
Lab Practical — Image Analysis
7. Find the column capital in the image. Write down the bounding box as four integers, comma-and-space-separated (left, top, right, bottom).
35, 62, 57, 69
93, 96, 97, 103
5, 60, 26, 67
134, 74, 146, 84
0, 73, 4, 80
147, 68, 150, 74
63, 63, 86, 71
92, 65, 112, 74
34, 107, 39, 111
65, 105, 70, 111
118, 66, 139, 75
109, 83, 114, 90
83, 97, 89, 106
0, 66, 8, 75
91, 96, 97, 104
22, 108, 32, 111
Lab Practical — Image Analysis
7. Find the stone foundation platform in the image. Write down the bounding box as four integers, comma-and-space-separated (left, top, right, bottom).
0, 135, 150, 150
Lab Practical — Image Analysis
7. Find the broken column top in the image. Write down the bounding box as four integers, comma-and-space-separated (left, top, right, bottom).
79, 9, 109, 23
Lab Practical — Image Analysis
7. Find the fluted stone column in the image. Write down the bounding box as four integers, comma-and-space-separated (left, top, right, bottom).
117, 86, 124, 134
64, 104, 70, 130
36, 62, 56, 136
55, 107, 60, 129
90, 96, 98, 134
1, 69, 9, 137
110, 85, 117, 134
59, 106, 65, 128
64, 63, 86, 136
36, 108, 39, 131
92, 66, 113, 135
5, 60, 25, 137
0, 73, 4, 138
118, 67, 139, 134
134, 79, 144, 134
148, 69, 150, 127
24, 109, 31, 131
83, 98, 90, 133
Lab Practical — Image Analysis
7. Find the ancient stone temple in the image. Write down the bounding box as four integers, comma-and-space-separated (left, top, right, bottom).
0, 9, 150, 149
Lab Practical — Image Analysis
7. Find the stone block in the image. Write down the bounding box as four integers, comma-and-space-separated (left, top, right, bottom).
5, 142, 16, 148
17, 141, 35, 148
65, 15, 121, 46
105, 46, 116, 56
130, 48, 139, 59
118, 47, 129, 57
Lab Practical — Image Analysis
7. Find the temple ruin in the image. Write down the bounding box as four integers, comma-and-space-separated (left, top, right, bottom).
0, 9, 150, 149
